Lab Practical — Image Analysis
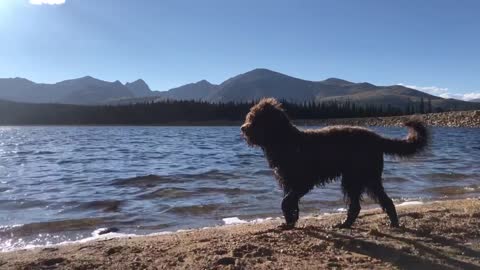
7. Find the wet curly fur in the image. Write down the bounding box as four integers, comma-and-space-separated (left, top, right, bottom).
241, 98, 428, 229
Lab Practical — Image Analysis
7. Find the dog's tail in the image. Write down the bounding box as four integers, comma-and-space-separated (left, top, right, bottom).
381, 118, 429, 157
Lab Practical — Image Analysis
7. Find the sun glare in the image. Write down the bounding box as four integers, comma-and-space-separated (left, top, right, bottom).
0, 2, 10, 19
29, 0, 66, 5
0, 1, 8, 10
0, 0, 16, 12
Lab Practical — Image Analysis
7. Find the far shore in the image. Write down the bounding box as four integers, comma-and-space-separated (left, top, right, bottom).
1, 199, 480, 269
296, 109, 480, 128
1, 110, 479, 128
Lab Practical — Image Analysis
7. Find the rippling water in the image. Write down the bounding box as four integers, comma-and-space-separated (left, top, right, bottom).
0, 126, 479, 251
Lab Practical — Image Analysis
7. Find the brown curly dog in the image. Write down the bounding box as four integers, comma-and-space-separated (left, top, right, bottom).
241, 98, 428, 229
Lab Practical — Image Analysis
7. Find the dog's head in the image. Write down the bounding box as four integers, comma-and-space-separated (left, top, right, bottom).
241, 98, 293, 147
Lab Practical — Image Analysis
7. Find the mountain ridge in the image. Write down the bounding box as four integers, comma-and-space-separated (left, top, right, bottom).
125, 79, 154, 97
154, 69, 478, 111
0, 76, 153, 104
1, 69, 479, 111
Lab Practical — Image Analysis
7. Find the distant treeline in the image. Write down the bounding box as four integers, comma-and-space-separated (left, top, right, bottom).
0, 98, 441, 125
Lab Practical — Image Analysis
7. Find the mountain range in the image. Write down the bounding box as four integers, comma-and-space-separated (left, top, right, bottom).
0, 76, 154, 105
1, 69, 479, 111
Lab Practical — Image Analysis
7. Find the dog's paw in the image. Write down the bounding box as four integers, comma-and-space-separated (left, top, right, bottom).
333, 222, 352, 229
278, 223, 295, 230
389, 222, 401, 229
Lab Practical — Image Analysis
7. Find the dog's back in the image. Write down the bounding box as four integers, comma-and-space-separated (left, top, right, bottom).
302, 120, 428, 159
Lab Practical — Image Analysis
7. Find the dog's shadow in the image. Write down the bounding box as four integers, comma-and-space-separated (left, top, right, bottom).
255, 224, 480, 270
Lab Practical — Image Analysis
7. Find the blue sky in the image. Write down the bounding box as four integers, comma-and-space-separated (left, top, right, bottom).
0, 0, 479, 99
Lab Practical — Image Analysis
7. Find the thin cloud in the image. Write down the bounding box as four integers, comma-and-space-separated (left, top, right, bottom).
462, 93, 480, 100
29, 0, 66, 5
397, 83, 480, 101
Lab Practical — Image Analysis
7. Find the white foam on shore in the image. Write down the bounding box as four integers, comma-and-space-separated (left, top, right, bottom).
396, 201, 424, 206
1, 231, 139, 253
1, 217, 278, 252
222, 217, 275, 225
147, 231, 173, 236
222, 217, 248, 225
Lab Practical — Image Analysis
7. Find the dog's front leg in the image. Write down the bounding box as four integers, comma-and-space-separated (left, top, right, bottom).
280, 191, 301, 229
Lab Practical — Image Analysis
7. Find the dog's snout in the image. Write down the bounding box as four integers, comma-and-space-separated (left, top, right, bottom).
240, 124, 247, 132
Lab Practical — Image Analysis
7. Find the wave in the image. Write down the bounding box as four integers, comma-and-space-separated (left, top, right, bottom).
63, 200, 124, 213
112, 174, 179, 187
185, 169, 241, 181
34, 150, 56, 155
384, 176, 411, 183
139, 186, 265, 199
0, 199, 49, 210
138, 187, 191, 199
422, 172, 472, 181
252, 169, 273, 176
0, 187, 11, 193
423, 185, 480, 196
112, 170, 241, 187
168, 204, 222, 215
0, 217, 110, 238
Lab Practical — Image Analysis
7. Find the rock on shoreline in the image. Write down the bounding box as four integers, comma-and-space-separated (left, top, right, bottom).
297, 110, 480, 128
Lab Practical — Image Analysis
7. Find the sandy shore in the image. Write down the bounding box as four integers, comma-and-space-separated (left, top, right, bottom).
2, 199, 480, 269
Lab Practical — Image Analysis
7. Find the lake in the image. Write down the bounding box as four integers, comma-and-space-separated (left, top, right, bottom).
0, 126, 479, 251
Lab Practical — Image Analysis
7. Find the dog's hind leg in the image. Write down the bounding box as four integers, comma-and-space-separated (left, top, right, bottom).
337, 189, 362, 228
368, 183, 399, 228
